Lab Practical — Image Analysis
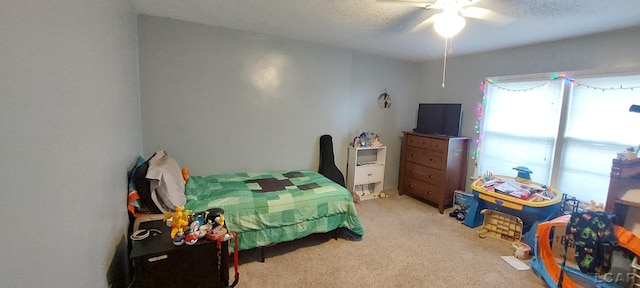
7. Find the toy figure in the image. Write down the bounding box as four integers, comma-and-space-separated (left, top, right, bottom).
164, 206, 190, 239
205, 211, 228, 241
513, 166, 533, 184
184, 232, 198, 245
185, 221, 199, 245
198, 223, 211, 238
172, 228, 185, 246
352, 192, 361, 203
182, 167, 190, 183
359, 132, 368, 147
371, 134, 383, 147
214, 214, 225, 226
589, 200, 604, 211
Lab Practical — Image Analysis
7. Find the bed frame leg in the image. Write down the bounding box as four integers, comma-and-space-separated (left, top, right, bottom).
260, 246, 265, 263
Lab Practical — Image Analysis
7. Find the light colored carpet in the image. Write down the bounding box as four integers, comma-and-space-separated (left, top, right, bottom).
231, 189, 547, 287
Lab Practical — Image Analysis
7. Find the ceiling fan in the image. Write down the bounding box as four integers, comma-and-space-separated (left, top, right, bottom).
379, 0, 512, 88
378, 0, 510, 38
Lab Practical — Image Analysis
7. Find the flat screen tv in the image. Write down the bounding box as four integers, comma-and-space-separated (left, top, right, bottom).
414, 103, 462, 137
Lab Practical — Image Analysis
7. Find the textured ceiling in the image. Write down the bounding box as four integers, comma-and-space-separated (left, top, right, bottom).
132, 0, 640, 62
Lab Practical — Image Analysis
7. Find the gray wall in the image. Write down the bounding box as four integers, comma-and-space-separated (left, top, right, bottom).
0, 1, 141, 287
419, 27, 640, 189
348, 53, 420, 189
138, 15, 420, 189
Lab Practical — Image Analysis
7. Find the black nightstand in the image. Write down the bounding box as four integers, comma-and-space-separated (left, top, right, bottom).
129, 220, 229, 288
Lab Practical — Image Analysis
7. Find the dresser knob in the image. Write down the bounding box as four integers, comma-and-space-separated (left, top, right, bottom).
409, 184, 414, 188
429, 175, 434, 178
430, 158, 435, 162
410, 169, 414, 173
428, 191, 432, 195
411, 154, 416, 157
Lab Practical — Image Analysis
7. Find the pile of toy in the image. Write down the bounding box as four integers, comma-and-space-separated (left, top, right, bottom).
351, 132, 383, 148
163, 206, 232, 246
530, 200, 640, 288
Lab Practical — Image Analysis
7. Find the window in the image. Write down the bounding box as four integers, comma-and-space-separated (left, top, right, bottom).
478, 72, 640, 204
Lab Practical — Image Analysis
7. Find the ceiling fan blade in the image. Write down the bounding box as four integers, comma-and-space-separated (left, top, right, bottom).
461, 7, 513, 24
409, 14, 436, 33
460, 0, 482, 7
376, 0, 436, 9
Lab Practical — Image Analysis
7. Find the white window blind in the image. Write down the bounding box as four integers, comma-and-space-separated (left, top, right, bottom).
557, 74, 640, 203
478, 80, 564, 185
478, 73, 640, 204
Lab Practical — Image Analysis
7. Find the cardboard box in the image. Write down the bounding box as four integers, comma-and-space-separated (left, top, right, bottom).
550, 223, 578, 268
453, 190, 474, 215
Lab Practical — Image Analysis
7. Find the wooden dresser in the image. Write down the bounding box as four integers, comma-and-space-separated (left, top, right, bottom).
606, 157, 640, 226
399, 131, 469, 214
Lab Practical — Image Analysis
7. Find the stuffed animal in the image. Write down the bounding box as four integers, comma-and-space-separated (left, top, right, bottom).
371, 135, 383, 147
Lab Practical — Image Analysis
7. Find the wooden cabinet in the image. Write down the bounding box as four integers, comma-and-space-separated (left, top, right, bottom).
606, 157, 640, 226
346, 146, 386, 201
399, 131, 469, 214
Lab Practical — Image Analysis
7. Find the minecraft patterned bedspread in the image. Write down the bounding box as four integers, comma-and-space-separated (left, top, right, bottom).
184, 170, 364, 250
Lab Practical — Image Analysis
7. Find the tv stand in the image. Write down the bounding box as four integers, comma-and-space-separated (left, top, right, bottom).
398, 131, 469, 213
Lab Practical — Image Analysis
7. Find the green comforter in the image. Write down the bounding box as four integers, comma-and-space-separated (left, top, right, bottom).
184, 170, 364, 250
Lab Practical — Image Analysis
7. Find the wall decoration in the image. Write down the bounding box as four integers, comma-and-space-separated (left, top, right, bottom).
377, 91, 391, 109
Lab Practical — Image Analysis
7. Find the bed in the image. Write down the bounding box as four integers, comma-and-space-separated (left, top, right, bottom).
182, 169, 365, 253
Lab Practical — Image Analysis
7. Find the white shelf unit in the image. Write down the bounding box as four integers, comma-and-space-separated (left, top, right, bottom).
346, 146, 386, 201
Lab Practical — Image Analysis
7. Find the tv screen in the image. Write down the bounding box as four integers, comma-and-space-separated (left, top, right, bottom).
414, 103, 462, 137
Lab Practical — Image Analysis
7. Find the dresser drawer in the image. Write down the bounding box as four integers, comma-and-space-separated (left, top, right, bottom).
407, 134, 449, 152
402, 177, 442, 203
404, 162, 443, 186
354, 164, 384, 185
404, 146, 444, 169
406, 134, 431, 149
430, 138, 448, 152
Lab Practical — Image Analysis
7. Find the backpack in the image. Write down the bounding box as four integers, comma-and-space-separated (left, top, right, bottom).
131, 154, 163, 214
566, 211, 617, 274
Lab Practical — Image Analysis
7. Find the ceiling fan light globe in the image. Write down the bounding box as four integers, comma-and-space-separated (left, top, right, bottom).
433, 11, 466, 38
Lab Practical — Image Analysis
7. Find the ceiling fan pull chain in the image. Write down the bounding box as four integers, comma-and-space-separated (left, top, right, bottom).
442, 37, 450, 88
